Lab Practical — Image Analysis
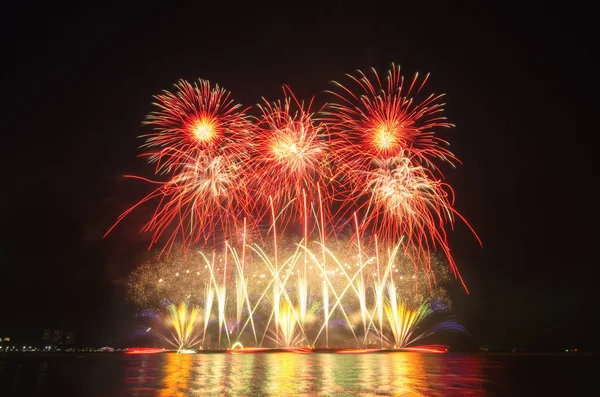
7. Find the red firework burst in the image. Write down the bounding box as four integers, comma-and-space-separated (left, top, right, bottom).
323, 63, 457, 176
358, 153, 479, 287
140, 79, 252, 174
105, 79, 253, 254
248, 85, 332, 228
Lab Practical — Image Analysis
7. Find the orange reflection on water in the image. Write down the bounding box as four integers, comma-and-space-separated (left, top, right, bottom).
158, 354, 193, 397
389, 353, 426, 396
147, 352, 486, 396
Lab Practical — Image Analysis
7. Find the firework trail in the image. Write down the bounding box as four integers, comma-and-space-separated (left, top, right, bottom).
248, 85, 333, 231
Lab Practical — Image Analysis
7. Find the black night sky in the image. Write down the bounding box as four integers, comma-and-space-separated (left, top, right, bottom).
4, 3, 595, 351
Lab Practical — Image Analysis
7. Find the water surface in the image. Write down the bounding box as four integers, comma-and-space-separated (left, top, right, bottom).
0, 352, 593, 396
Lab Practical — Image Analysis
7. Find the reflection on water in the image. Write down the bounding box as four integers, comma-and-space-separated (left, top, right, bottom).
159, 354, 193, 397
3, 352, 595, 396
125, 352, 488, 396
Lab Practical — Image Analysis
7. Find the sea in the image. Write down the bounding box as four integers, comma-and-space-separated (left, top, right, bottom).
0, 352, 594, 396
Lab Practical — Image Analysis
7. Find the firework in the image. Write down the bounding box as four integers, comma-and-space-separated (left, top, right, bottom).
322, 63, 456, 172
248, 86, 332, 230
321, 64, 480, 286
384, 295, 467, 348
134, 301, 204, 352
356, 154, 467, 277
105, 79, 254, 252
107, 152, 249, 253
141, 79, 252, 174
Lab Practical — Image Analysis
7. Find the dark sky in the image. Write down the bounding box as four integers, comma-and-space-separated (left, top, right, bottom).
4, 3, 595, 350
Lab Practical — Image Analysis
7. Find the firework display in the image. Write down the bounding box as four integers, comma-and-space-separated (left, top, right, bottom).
129, 240, 458, 349
107, 64, 479, 350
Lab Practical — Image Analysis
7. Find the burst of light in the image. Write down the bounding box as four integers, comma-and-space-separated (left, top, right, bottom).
141, 79, 252, 173
249, 85, 330, 224
323, 63, 456, 168
191, 116, 218, 144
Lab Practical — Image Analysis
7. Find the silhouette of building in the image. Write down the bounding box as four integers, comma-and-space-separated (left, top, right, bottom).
65, 332, 75, 345
51, 329, 63, 344
42, 329, 52, 341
